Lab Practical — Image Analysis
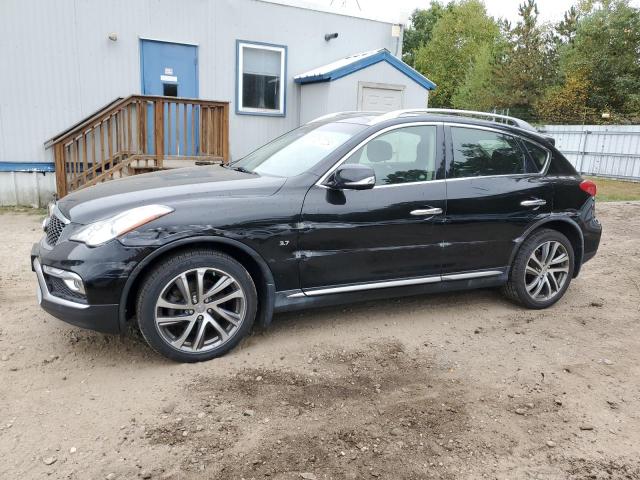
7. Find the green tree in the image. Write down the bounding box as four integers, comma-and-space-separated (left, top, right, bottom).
555, 5, 581, 44
495, 0, 553, 118
560, 0, 640, 115
413, 0, 501, 107
535, 69, 593, 123
402, 3, 448, 67
545, 5, 582, 88
451, 43, 500, 110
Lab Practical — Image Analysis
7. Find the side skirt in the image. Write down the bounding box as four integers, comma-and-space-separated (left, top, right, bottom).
274, 269, 509, 313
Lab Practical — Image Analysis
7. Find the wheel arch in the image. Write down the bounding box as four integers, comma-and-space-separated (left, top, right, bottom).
119, 237, 276, 333
509, 217, 584, 278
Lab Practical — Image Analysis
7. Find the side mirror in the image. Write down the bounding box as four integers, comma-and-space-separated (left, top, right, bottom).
325, 164, 375, 190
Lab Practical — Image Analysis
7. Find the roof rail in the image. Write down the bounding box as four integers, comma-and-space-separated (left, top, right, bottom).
371, 108, 537, 132
309, 111, 368, 123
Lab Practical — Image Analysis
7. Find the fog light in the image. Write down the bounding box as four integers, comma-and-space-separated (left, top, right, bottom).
42, 265, 86, 295
63, 278, 86, 295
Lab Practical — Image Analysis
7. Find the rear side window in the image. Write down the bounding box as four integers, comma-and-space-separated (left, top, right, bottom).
450, 127, 527, 178
521, 140, 549, 173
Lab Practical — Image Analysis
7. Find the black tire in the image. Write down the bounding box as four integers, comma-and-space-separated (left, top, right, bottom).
502, 229, 575, 309
136, 249, 257, 362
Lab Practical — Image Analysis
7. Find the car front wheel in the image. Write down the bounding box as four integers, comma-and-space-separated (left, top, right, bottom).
503, 229, 575, 309
136, 249, 257, 362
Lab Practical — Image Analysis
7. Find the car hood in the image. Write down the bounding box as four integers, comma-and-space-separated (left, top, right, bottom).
58, 166, 286, 224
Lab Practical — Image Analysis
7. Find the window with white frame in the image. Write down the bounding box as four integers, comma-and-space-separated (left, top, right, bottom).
237, 41, 286, 115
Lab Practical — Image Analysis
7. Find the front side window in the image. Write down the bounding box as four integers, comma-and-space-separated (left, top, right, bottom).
344, 125, 438, 186
450, 127, 527, 178
237, 41, 286, 115
230, 122, 366, 177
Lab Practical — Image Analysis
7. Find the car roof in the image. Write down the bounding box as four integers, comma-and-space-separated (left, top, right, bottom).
317, 110, 552, 146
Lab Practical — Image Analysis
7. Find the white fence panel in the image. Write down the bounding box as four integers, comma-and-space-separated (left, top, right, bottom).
541, 125, 640, 181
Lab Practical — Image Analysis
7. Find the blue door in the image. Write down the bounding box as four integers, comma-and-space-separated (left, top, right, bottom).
140, 39, 199, 155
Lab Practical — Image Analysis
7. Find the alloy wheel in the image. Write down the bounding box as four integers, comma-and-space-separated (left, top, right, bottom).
154, 267, 246, 353
524, 241, 570, 302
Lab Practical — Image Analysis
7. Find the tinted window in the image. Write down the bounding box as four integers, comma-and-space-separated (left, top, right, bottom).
450, 127, 526, 178
344, 125, 438, 185
522, 140, 549, 173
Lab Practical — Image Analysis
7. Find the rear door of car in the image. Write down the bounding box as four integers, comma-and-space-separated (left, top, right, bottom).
441, 124, 554, 274
298, 122, 446, 290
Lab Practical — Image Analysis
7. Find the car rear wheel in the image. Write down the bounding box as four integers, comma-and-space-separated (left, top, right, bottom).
503, 229, 575, 309
136, 249, 257, 362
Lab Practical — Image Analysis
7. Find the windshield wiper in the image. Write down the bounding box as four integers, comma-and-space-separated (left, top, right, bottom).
221, 163, 257, 175
232, 166, 256, 175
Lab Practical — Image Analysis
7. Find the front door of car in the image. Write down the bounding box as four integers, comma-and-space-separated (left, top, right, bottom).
442, 125, 555, 273
299, 123, 446, 290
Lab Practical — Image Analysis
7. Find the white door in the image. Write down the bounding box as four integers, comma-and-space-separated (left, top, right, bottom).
360, 85, 404, 111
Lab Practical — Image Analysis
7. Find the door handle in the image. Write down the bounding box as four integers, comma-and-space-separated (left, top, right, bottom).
520, 199, 547, 207
411, 207, 443, 216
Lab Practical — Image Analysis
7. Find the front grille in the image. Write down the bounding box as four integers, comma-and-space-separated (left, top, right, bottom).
46, 214, 66, 246
46, 276, 88, 304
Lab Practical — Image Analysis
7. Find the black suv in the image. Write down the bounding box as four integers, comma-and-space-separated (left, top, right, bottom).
32, 109, 602, 362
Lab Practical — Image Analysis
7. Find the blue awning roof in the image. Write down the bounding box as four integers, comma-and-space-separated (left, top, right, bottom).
294, 48, 436, 90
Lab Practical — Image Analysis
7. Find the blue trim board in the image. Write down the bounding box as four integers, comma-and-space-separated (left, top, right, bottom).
295, 49, 436, 90
236, 39, 287, 117
0, 162, 55, 172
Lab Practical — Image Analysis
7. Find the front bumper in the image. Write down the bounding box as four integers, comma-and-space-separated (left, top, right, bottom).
31, 241, 125, 334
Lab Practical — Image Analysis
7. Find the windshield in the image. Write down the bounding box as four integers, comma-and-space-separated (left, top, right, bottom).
230, 122, 366, 177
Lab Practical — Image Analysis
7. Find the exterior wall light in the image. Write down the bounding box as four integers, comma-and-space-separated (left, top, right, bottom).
324, 33, 339, 41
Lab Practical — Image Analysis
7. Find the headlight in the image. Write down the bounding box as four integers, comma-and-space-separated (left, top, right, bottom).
70, 204, 174, 247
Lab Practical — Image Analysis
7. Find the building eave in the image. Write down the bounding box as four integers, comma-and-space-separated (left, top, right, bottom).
255, 0, 404, 25
294, 49, 436, 90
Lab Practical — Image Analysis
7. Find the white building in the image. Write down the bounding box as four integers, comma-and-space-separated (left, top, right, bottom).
0, 0, 435, 206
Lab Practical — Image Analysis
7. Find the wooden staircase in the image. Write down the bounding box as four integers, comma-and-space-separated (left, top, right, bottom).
45, 95, 230, 197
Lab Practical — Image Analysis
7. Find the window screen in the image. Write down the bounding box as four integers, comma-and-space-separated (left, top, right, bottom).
450, 127, 526, 178
521, 140, 549, 173
239, 43, 285, 114
344, 125, 438, 185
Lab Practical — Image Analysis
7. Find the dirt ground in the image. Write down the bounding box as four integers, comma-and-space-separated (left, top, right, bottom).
1, 202, 639, 480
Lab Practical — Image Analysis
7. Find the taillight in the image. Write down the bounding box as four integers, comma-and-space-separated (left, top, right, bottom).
580, 180, 597, 197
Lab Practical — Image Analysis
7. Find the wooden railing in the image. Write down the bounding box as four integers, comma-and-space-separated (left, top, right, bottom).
45, 95, 229, 197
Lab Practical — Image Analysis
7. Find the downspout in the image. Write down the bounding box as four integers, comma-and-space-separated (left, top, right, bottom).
296, 83, 302, 127
395, 23, 404, 58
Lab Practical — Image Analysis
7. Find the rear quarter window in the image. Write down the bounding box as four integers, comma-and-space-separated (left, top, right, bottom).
521, 140, 549, 173
546, 151, 579, 175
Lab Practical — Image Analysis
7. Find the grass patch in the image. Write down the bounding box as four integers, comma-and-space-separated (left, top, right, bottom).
0, 206, 47, 216
587, 176, 640, 202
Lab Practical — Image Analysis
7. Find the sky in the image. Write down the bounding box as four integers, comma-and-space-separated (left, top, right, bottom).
303, 0, 640, 25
